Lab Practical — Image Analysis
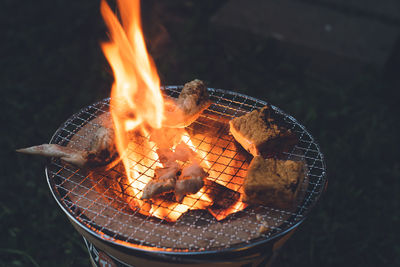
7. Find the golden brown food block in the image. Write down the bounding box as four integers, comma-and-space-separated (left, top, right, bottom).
229, 106, 297, 156
243, 156, 305, 210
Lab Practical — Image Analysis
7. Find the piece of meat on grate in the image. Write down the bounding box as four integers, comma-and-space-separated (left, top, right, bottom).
16, 126, 117, 168
141, 162, 181, 199
175, 162, 208, 202
163, 79, 211, 128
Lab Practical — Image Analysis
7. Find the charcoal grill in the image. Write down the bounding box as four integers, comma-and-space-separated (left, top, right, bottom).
45, 86, 327, 267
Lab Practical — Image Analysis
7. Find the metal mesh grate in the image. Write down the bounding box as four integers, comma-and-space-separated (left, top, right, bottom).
46, 86, 326, 252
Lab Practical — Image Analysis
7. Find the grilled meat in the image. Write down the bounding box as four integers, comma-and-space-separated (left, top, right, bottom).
16, 126, 117, 168
142, 150, 207, 201
164, 79, 211, 128
141, 162, 180, 200
16, 144, 88, 168
175, 162, 208, 202
156, 142, 196, 164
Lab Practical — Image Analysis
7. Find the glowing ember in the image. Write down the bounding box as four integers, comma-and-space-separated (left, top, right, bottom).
101, 0, 247, 222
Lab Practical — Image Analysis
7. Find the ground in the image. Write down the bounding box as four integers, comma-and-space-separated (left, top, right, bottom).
1, 0, 399, 266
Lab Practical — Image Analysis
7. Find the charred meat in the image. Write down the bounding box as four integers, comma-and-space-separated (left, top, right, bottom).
163, 79, 211, 128
17, 126, 117, 168
175, 162, 208, 202
141, 162, 181, 200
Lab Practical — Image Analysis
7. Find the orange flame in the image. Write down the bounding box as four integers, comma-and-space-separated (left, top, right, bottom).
101, 0, 164, 212
101, 0, 247, 222
101, 0, 163, 131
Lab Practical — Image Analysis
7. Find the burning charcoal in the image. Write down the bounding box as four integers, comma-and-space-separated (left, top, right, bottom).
204, 180, 240, 209
175, 162, 208, 202
163, 79, 211, 128
203, 180, 240, 219
16, 126, 118, 168
141, 162, 180, 200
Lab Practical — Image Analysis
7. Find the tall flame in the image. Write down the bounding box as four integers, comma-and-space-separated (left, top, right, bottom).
101, 0, 163, 208
101, 0, 163, 138
100, 0, 247, 222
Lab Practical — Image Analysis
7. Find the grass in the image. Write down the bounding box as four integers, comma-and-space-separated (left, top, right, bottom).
1, 0, 399, 266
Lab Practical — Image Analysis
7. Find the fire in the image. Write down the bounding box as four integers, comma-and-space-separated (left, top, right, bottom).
101, 0, 247, 222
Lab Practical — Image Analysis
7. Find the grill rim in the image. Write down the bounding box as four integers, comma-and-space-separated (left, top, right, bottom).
45, 86, 327, 257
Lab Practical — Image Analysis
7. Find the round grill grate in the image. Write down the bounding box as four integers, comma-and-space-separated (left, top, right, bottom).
46, 86, 327, 253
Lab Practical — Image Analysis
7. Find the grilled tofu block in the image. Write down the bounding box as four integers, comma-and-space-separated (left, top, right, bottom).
229, 105, 297, 156
243, 156, 305, 210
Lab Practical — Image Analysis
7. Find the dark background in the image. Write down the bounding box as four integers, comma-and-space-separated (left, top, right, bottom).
1, 0, 399, 266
